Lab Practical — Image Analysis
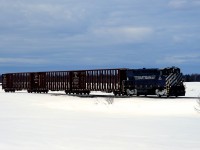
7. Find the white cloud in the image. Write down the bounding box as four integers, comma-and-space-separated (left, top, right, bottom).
159, 54, 200, 64
172, 34, 195, 43
0, 1, 89, 28
91, 26, 154, 44
169, 0, 200, 9
169, 0, 188, 9
21, 4, 87, 23
0, 58, 48, 65
54, 26, 154, 46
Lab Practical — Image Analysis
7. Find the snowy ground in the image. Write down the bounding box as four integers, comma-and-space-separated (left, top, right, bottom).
0, 82, 200, 150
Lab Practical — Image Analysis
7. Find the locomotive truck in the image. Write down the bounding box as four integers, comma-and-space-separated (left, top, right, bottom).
1, 67, 185, 97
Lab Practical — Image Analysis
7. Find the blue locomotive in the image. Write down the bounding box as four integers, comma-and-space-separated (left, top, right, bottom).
123, 67, 185, 97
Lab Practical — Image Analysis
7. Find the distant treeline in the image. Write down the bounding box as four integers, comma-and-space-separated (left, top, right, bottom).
183, 74, 200, 82
0, 74, 200, 83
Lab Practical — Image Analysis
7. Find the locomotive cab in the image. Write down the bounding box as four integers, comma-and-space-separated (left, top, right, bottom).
159, 67, 185, 97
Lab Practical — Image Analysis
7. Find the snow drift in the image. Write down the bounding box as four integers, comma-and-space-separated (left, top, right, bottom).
0, 82, 200, 150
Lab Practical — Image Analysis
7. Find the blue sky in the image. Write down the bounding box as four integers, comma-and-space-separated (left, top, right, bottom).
0, 0, 200, 74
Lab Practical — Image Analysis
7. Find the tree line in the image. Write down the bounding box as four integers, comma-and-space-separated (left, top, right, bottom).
183, 74, 200, 82
0, 74, 200, 83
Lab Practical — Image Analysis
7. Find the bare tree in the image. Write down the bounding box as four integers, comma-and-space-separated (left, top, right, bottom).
195, 94, 200, 113
105, 97, 114, 105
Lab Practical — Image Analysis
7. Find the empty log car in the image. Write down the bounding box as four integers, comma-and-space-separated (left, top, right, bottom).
2, 67, 185, 97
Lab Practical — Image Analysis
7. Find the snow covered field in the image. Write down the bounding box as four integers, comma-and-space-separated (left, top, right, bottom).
0, 82, 200, 150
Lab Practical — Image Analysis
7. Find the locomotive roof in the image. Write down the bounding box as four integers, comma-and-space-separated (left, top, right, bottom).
2, 67, 180, 74
2, 68, 129, 74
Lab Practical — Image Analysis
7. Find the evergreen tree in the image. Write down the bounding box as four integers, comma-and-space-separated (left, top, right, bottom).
183, 74, 200, 82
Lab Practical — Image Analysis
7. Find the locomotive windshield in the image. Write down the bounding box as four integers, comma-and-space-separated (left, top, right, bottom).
161, 67, 180, 76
